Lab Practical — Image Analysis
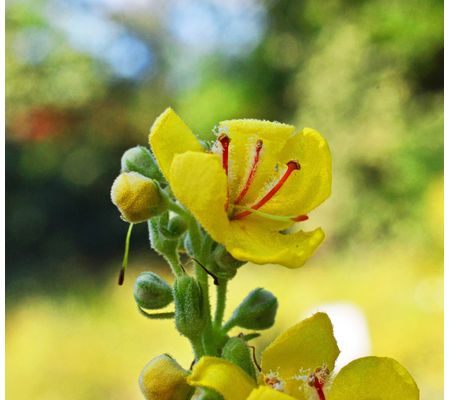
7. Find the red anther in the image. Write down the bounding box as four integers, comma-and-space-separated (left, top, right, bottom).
314, 377, 326, 400
291, 215, 309, 222
232, 160, 301, 220
234, 139, 263, 205
218, 134, 230, 175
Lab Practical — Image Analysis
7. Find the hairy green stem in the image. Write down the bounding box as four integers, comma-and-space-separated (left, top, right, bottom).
188, 219, 217, 355
221, 318, 236, 333
191, 337, 205, 359
164, 249, 184, 277
214, 280, 227, 328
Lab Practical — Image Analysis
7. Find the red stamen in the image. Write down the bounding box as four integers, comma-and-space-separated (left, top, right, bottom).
232, 160, 301, 220
291, 214, 309, 222
314, 377, 326, 400
234, 139, 263, 205
218, 134, 230, 175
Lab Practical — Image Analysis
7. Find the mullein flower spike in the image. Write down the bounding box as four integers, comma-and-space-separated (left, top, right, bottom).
108, 108, 419, 400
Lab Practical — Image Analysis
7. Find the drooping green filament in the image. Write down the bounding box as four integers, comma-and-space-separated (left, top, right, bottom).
233, 205, 297, 222
118, 223, 134, 285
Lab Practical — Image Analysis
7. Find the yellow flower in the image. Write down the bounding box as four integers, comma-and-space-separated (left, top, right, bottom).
149, 108, 332, 268
187, 313, 419, 400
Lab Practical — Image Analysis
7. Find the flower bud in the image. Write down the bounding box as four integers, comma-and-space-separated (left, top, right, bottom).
173, 276, 205, 339
111, 172, 166, 223
211, 244, 246, 279
222, 337, 256, 380
121, 146, 164, 182
139, 354, 193, 400
229, 288, 278, 330
134, 272, 173, 309
161, 215, 188, 240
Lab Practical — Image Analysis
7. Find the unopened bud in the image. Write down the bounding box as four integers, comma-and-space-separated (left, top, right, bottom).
212, 244, 245, 279
173, 276, 205, 339
134, 272, 173, 309
121, 146, 164, 182
161, 215, 188, 240
139, 354, 193, 400
229, 288, 278, 330
222, 337, 256, 380
111, 172, 166, 223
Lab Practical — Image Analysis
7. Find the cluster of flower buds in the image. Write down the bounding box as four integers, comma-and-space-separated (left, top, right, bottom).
110, 143, 281, 400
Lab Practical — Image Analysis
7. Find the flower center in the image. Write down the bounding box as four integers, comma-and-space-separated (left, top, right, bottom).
217, 135, 308, 222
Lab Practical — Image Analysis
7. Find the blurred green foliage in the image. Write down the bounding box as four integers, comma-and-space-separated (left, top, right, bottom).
6, 0, 443, 398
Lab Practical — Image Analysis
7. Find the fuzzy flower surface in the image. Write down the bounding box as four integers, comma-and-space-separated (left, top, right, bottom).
149, 108, 332, 268
187, 313, 419, 400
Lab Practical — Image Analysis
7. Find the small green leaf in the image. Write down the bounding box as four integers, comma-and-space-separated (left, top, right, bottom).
328, 356, 419, 400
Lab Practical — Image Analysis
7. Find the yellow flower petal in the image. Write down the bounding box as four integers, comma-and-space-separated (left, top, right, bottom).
328, 357, 419, 400
219, 119, 295, 204
188, 356, 256, 400
261, 313, 339, 397
260, 127, 332, 217
227, 219, 325, 268
247, 386, 296, 400
149, 108, 204, 179
169, 151, 230, 244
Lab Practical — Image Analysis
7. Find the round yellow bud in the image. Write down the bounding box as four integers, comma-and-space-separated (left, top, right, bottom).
111, 172, 165, 223
139, 354, 194, 400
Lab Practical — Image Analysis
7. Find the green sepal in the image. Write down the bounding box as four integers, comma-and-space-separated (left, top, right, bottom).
148, 213, 179, 258
221, 337, 256, 381
240, 333, 261, 342
160, 215, 188, 240
173, 276, 206, 339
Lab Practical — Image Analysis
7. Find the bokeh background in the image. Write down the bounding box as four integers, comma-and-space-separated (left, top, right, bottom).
6, 0, 443, 399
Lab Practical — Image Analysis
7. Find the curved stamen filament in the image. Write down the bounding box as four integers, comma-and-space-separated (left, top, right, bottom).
232, 160, 301, 220
234, 205, 308, 223
234, 139, 263, 205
